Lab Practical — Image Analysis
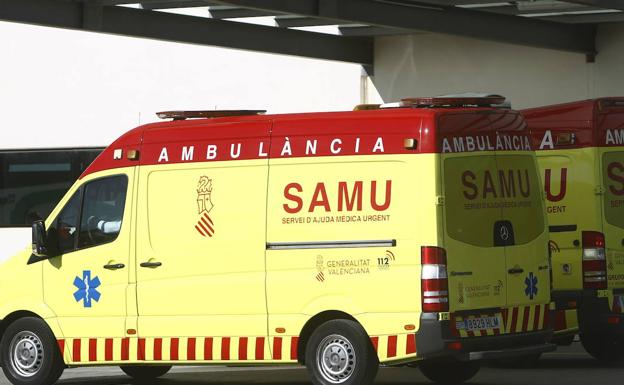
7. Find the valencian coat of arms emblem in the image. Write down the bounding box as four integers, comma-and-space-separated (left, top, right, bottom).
195, 176, 215, 237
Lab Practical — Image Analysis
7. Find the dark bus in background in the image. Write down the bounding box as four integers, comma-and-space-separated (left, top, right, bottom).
0, 148, 102, 260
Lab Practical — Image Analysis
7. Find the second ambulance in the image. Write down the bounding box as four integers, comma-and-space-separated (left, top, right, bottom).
524, 97, 624, 362
0, 96, 553, 385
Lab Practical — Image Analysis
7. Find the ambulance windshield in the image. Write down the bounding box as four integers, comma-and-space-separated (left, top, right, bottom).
444, 154, 544, 247
603, 151, 624, 229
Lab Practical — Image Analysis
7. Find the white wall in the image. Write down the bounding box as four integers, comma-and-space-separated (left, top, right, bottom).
373, 23, 624, 109
594, 23, 624, 98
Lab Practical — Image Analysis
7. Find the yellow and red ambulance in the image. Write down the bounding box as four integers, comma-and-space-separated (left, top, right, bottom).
0, 96, 553, 385
523, 98, 624, 362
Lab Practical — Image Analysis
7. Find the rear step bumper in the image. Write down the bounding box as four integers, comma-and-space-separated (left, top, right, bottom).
461, 342, 556, 361
415, 313, 554, 361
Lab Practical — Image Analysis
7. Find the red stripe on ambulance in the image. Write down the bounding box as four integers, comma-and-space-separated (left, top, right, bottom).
290, 337, 299, 360
72, 339, 81, 362
138, 338, 146, 361
406, 334, 416, 355
238, 337, 248, 360
522, 307, 530, 332
89, 339, 97, 362
187, 338, 196, 361
170, 338, 179, 361
204, 337, 213, 360
533, 305, 541, 331
273, 337, 282, 360
154, 338, 163, 360
221, 337, 230, 360
255, 337, 265, 360
121, 338, 130, 361
105, 338, 113, 361
387, 335, 397, 358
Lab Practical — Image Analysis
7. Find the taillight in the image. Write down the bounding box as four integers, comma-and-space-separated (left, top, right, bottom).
421, 246, 449, 312
582, 231, 607, 290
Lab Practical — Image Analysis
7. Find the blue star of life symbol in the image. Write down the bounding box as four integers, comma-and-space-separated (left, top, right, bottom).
73, 270, 101, 308
524, 272, 538, 300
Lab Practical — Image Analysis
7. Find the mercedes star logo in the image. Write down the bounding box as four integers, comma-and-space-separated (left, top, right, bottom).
500, 225, 510, 241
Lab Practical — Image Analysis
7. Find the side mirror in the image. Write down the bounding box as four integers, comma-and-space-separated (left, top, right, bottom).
31, 220, 48, 258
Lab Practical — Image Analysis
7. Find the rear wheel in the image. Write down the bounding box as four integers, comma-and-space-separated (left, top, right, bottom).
580, 333, 624, 363
120, 365, 171, 381
419, 361, 480, 384
0, 317, 65, 385
305, 319, 378, 385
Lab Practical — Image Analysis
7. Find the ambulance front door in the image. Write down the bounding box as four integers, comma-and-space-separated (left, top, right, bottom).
43, 171, 134, 361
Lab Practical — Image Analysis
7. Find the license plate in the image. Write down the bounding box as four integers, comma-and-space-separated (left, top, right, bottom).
456, 315, 502, 332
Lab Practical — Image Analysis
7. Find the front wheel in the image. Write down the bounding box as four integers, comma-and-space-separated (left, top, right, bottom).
580, 332, 624, 363
305, 319, 378, 385
0, 317, 65, 385
419, 361, 480, 384
121, 365, 171, 381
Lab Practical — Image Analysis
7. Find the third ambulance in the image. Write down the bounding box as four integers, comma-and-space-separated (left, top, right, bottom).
523, 98, 624, 361
0, 96, 553, 385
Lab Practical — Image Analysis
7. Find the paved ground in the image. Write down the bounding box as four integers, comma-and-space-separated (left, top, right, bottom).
1, 342, 622, 385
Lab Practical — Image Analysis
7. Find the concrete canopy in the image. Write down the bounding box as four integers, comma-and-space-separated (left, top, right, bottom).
3, 0, 623, 65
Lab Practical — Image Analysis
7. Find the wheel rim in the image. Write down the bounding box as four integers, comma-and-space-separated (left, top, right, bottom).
9, 331, 45, 378
316, 334, 357, 384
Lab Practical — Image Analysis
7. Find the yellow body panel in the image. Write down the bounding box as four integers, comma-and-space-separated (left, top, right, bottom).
266, 154, 433, 363
538, 148, 601, 291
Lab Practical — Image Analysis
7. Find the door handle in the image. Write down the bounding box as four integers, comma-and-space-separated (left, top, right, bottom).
508, 267, 524, 275
450, 271, 473, 277
140, 261, 162, 268
103, 263, 125, 270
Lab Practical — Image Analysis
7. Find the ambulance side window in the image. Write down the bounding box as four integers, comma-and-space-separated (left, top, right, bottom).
55, 190, 82, 254
50, 175, 128, 254
78, 175, 128, 249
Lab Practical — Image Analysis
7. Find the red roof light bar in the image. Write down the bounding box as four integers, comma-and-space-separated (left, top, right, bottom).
156, 110, 267, 120
401, 96, 507, 108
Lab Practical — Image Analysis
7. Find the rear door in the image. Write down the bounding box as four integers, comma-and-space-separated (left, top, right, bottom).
440, 113, 507, 313
491, 112, 550, 313
496, 153, 550, 309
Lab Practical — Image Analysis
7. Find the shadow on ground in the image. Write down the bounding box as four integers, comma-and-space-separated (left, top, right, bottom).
52, 357, 624, 385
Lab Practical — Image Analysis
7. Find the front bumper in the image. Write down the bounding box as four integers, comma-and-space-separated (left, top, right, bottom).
415, 313, 554, 361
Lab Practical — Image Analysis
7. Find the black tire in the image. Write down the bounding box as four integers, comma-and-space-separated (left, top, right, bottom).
305, 319, 378, 385
121, 365, 171, 381
580, 332, 624, 363
420, 361, 480, 384
0, 317, 65, 385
